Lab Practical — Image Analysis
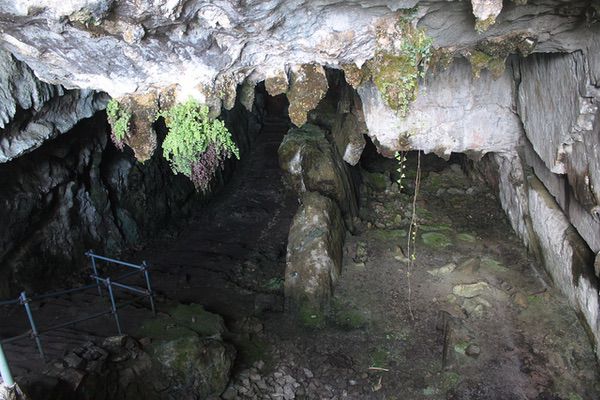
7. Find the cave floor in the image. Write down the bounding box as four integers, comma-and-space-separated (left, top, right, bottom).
226, 155, 600, 400
2, 118, 600, 400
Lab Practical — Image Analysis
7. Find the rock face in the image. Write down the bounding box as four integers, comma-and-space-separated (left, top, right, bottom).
278, 123, 358, 222
0, 1, 593, 126
0, 114, 196, 297
359, 58, 521, 158
284, 192, 345, 318
0, 92, 262, 297
0, 48, 60, 129
0, 48, 108, 163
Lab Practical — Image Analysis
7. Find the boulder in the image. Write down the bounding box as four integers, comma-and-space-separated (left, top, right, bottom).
138, 304, 235, 399
284, 192, 345, 318
278, 123, 358, 222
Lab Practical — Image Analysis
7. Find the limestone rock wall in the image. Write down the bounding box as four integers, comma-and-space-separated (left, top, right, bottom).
0, 48, 108, 163
0, 113, 197, 297
0, 92, 262, 298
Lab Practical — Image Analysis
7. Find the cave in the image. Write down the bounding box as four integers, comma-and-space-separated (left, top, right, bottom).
1, 1, 600, 399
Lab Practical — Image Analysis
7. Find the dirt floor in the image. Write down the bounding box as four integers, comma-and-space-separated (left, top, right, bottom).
228, 151, 600, 400
2, 118, 599, 400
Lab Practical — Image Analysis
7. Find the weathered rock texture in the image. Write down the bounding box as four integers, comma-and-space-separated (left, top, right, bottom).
278, 123, 358, 223
0, 0, 599, 362
0, 114, 196, 297
284, 192, 345, 317
0, 48, 108, 163
0, 0, 595, 141
0, 92, 262, 297
20, 306, 234, 399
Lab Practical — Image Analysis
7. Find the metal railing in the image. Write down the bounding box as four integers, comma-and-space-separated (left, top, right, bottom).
0, 251, 156, 387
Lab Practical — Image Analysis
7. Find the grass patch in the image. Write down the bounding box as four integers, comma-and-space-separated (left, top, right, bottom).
372, 229, 407, 241
421, 232, 452, 248
457, 233, 476, 243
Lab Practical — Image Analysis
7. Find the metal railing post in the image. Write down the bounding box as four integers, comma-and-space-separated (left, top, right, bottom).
0, 343, 14, 387
105, 278, 122, 335
88, 250, 103, 298
20, 292, 44, 360
142, 261, 156, 316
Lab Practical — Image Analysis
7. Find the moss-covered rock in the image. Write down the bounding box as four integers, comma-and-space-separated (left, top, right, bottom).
421, 232, 452, 248
468, 51, 506, 79
287, 64, 329, 127
368, 18, 432, 116
151, 334, 235, 399
284, 192, 345, 318
278, 124, 358, 220
137, 304, 235, 399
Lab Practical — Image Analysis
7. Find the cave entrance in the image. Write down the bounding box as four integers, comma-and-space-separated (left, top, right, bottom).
135, 82, 297, 319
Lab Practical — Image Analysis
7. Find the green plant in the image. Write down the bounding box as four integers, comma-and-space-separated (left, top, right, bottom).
405, 151, 422, 320
106, 99, 131, 150
371, 19, 433, 116
159, 98, 239, 191
395, 151, 408, 190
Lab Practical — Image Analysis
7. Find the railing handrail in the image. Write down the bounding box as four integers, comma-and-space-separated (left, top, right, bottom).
85, 251, 145, 270
0, 251, 156, 369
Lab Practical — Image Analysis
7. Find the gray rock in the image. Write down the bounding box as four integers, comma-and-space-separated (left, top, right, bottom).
358, 59, 521, 158
284, 192, 345, 317
278, 123, 358, 222
465, 344, 481, 358
452, 282, 490, 298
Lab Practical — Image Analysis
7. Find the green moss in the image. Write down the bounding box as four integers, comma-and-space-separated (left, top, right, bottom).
263, 277, 284, 291
429, 48, 455, 73
527, 294, 543, 305
475, 16, 496, 33
370, 347, 389, 368
137, 317, 196, 341
567, 393, 583, 400
370, 19, 433, 116
481, 257, 508, 272
468, 51, 506, 79
137, 304, 225, 340
332, 300, 368, 330
420, 224, 453, 233
421, 232, 452, 248
299, 304, 325, 329
169, 303, 225, 337
457, 233, 476, 243
442, 372, 461, 391
372, 229, 407, 241
454, 340, 469, 355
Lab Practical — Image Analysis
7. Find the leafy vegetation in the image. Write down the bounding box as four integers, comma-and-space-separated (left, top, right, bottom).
159, 98, 239, 192
370, 19, 433, 116
106, 99, 131, 150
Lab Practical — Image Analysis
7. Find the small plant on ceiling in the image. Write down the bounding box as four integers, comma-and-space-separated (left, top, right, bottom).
159, 98, 240, 192
106, 99, 131, 150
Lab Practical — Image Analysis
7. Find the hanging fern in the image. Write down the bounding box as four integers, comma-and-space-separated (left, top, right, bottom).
159, 98, 239, 192
106, 99, 131, 150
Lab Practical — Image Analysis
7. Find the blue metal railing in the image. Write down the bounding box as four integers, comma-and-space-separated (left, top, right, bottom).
0, 251, 156, 388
